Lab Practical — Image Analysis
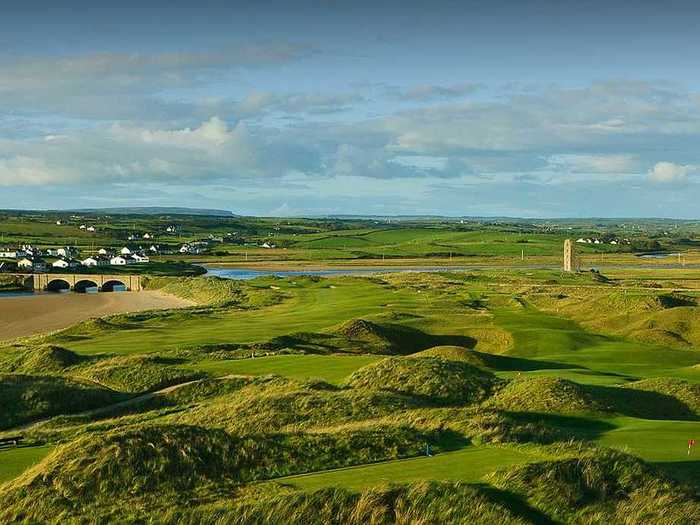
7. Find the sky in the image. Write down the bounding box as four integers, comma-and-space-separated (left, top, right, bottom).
2, 0, 700, 217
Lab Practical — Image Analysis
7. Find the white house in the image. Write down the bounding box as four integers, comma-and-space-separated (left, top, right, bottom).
18, 257, 47, 271
149, 244, 159, 253
120, 247, 132, 255
0, 249, 25, 259
79, 224, 86, 230
610, 240, 618, 245
143, 233, 152, 239
52, 258, 79, 269
110, 255, 136, 265
131, 253, 150, 263
576, 238, 587, 243
56, 220, 62, 225
82, 256, 108, 267
87, 226, 96, 232
98, 248, 109, 255
261, 242, 276, 249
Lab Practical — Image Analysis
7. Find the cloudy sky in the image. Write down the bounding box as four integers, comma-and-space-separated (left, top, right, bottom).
2, 0, 700, 217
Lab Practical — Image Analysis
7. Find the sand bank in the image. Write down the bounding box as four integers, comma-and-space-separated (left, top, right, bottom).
0, 291, 194, 341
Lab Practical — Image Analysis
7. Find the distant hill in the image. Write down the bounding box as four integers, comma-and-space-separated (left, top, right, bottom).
66, 207, 235, 217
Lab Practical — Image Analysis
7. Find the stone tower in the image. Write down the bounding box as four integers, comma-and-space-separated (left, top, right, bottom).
563, 239, 575, 272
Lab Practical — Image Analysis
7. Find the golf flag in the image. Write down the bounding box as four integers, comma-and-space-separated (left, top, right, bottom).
689, 439, 696, 455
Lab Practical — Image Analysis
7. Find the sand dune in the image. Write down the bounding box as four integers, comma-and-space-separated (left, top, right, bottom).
0, 291, 194, 341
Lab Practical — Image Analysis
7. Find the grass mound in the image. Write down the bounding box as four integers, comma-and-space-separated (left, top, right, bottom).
411, 345, 489, 367
0, 374, 126, 429
345, 357, 497, 405
0, 345, 84, 373
489, 377, 606, 415
487, 447, 700, 523
172, 377, 422, 433
75, 355, 205, 393
162, 481, 533, 525
624, 377, 700, 416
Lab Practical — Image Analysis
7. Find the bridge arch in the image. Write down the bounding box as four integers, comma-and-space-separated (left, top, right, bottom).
101, 279, 127, 292
46, 279, 71, 293
74, 279, 99, 293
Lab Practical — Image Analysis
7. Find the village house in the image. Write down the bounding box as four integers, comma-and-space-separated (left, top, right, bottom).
52, 258, 80, 269
0, 248, 27, 259
81, 256, 108, 267
98, 248, 110, 256
131, 253, 150, 263
120, 247, 133, 255
18, 257, 47, 272
110, 255, 130, 265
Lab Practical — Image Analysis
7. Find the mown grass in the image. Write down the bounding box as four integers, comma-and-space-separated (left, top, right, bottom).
184, 355, 382, 384
0, 445, 53, 484
277, 445, 539, 491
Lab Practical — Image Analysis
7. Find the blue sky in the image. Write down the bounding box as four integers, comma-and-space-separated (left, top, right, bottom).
2, 0, 700, 217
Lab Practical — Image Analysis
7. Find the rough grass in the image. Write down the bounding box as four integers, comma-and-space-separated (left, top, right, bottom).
0, 374, 126, 430
488, 377, 607, 415
73, 355, 205, 393
0, 345, 84, 374
169, 376, 424, 433
345, 357, 498, 405
487, 446, 700, 523
625, 377, 700, 416
160, 481, 534, 525
143, 275, 283, 309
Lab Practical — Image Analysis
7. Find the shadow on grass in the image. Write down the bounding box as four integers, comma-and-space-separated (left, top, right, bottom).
504, 412, 618, 440
472, 483, 560, 525
652, 460, 700, 490
589, 385, 700, 421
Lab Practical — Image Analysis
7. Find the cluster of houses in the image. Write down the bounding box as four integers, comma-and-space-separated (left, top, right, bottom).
81, 247, 151, 267
0, 244, 154, 272
576, 238, 630, 246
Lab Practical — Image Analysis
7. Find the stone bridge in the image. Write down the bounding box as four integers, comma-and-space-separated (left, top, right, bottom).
30, 273, 143, 292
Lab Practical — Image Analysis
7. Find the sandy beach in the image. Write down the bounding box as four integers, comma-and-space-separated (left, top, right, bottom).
0, 291, 194, 342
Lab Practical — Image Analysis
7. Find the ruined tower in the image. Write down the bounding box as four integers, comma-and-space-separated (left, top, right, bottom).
563, 239, 575, 272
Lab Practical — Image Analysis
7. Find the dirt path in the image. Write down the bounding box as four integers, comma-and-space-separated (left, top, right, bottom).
0, 291, 195, 341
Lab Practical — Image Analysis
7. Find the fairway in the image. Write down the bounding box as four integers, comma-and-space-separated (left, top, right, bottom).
186, 354, 382, 383
0, 446, 53, 484
60, 277, 421, 355
274, 445, 540, 491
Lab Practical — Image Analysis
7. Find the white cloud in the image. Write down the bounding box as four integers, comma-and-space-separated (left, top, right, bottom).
0, 156, 77, 186
546, 154, 639, 174
648, 162, 695, 184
